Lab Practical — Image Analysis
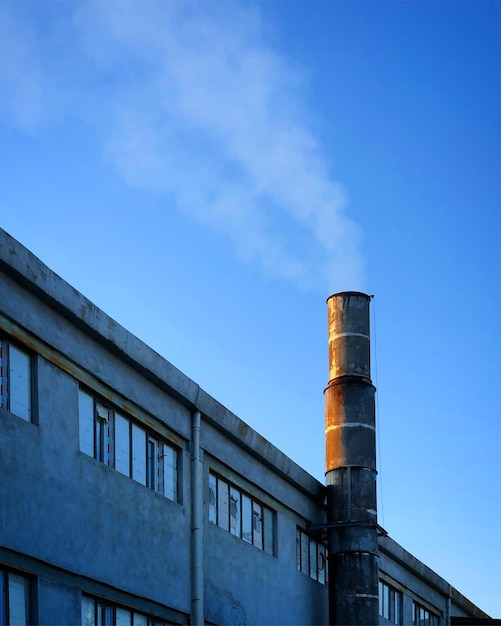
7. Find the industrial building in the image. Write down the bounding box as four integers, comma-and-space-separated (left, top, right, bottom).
0, 227, 490, 625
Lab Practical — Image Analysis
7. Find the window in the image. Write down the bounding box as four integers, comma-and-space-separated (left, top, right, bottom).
296, 529, 327, 584
0, 567, 32, 625
208, 471, 275, 555
379, 580, 402, 624
78, 389, 178, 501
81, 596, 170, 626
0, 339, 33, 422
413, 601, 440, 626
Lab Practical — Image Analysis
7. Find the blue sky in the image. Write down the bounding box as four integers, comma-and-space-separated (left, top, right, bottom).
2, 0, 501, 617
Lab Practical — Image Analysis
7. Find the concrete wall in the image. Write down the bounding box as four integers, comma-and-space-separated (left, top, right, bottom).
202, 423, 328, 625
0, 227, 329, 624
0, 358, 192, 617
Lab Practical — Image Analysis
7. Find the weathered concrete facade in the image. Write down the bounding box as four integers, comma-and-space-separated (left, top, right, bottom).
0, 228, 490, 625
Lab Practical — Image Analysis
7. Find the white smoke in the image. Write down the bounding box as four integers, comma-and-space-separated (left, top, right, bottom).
2, 0, 365, 292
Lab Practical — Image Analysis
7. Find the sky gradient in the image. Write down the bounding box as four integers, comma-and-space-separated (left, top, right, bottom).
2, 0, 501, 617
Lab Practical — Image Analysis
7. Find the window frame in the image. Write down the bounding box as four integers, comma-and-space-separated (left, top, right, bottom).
81, 595, 171, 626
296, 528, 327, 584
0, 566, 33, 625
147, 434, 162, 493
78, 387, 179, 502
379, 579, 403, 624
0, 337, 35, 423
413, 600, 440, 626
208, 471, 275, 555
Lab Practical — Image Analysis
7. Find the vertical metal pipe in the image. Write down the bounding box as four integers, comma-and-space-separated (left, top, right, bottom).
446, 595, 452, 626
191, 410, 204, 626
325, 292, 379, 626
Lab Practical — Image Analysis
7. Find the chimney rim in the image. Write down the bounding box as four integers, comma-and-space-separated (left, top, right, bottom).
326, 291, 374, 304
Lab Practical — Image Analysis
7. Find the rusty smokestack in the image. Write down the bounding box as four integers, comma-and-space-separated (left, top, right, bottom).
325, 292, 379, 626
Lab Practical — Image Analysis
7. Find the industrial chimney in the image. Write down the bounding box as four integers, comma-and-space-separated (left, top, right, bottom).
325, 292, 379, 626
